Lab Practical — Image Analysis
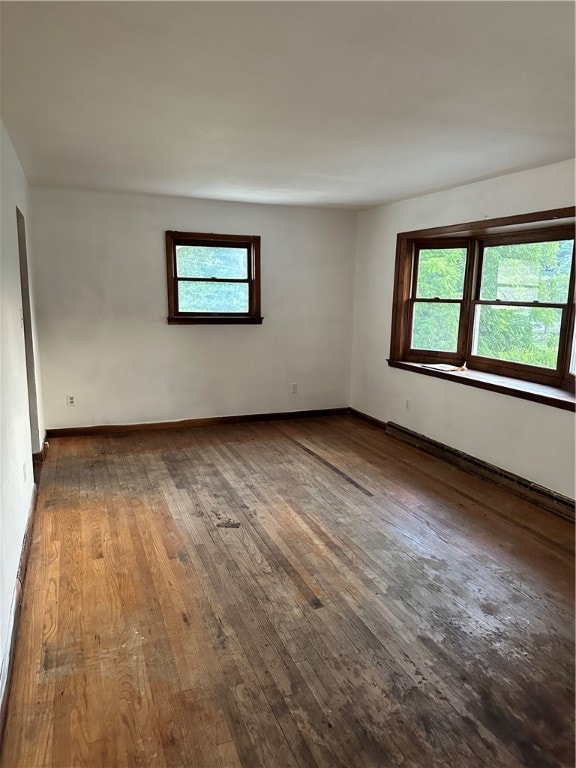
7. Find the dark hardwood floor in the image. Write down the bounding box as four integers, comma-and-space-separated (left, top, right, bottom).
1, 415, 574, 768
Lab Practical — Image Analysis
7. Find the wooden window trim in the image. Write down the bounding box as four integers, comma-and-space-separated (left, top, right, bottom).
166, 231, 262, 324
388, 360, 575, 411
389, 208, 576, 407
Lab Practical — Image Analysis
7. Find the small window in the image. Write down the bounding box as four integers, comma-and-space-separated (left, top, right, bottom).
166, 231, 262, 324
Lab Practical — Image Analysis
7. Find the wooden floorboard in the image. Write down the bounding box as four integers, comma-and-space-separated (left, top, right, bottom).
1, 415, 574, 767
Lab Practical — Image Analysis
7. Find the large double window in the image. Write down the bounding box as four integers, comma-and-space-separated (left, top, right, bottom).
390, 208, 575, 399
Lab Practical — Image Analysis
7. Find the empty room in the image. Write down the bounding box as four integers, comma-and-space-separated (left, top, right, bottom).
0, 2, 574, 767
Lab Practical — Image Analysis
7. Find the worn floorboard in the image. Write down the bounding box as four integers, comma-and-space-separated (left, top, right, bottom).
1, 415, 574, 767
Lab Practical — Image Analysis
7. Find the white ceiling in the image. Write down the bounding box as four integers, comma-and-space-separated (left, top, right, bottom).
1, 2, 574, 209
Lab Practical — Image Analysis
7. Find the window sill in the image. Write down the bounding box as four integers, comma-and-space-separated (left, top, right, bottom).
168, 316, 264, 325
387, 360, 575, 411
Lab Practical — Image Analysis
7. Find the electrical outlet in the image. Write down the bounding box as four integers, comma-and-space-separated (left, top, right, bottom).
291, 383, 298, 394
405, 399, 411, 411
66, 394, 76, 407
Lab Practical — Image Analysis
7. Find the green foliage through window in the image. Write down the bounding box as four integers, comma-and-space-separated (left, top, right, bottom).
480, 240, 571, 303
175, 245, 249, 313
412, 303, 460, 352
416, 248, 466, 299
472, 305, 562, 369
411, 236, 574, 370
178, 282, 249, 313
176, 246, 248, 280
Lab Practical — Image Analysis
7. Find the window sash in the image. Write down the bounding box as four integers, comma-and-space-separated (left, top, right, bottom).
408, 300, 463, 355
411, 239, 469, 300
175, 281, 251, 316
174, 276, 254, 316
175, 243, 250, 280
175, 277, 251, 284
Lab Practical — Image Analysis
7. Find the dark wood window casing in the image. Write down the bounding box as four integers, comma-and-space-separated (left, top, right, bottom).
389, 208, 576, 400
166, 231, 262, 324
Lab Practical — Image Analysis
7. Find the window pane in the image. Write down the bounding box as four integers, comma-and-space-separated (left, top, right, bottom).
178, 281, 249, 313
416, 248, 467, 299
480, 240, 573, 303
176, 246, 248, 279
472, 305, 561, 369
411, 302, 460, 352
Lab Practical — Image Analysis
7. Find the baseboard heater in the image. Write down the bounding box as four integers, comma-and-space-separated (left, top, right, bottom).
385, 422, 575, 523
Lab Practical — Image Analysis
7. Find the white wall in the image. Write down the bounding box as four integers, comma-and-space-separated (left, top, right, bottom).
0, 122, 44, 705
351, 159, 576, 499
32, 188, 356, 429
23, 162, 576, 502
